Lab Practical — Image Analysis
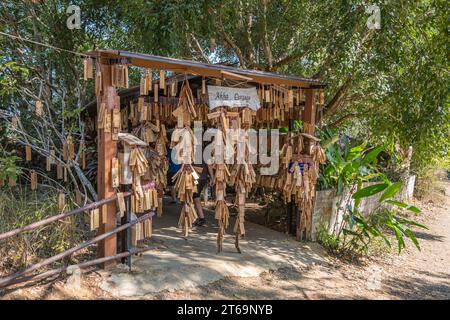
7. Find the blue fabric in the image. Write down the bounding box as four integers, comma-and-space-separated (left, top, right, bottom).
167, 148, 181, 173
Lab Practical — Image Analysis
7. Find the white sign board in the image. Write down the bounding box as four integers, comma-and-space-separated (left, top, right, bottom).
207, 86, 260, 110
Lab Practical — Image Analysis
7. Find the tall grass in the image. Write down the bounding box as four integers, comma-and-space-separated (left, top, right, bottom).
0, 186, 93, 275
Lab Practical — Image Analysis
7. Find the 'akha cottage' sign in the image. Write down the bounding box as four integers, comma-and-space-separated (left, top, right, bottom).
207, 85, 260, 110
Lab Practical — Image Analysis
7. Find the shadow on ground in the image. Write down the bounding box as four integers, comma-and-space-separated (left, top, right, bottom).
99, 198, 325, 297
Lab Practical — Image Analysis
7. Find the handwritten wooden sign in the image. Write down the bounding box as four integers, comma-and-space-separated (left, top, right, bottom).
207, 86, 260, 110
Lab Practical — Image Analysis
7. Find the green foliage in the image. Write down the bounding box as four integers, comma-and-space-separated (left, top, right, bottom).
318, 133, 426, 256
317, 226, 339, 253
0, 150, 21, 182
0, 61, 29, 97
293, 120, 303, 132
318, 132, 385, 192
339, 179, 426, 255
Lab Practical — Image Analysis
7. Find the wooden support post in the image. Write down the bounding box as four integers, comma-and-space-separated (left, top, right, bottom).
297, 88, 316, 241
97, 62, 118, 268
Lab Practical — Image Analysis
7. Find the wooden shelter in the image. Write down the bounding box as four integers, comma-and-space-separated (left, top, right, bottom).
84, 49, 326, 266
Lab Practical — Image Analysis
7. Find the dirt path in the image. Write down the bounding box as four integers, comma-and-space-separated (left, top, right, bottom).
153, 180, 450, 300
2, 181, 449, 300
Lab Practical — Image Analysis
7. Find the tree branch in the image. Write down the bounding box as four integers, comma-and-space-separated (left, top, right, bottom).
216, 13, 248, 68
261, 0, 273, 70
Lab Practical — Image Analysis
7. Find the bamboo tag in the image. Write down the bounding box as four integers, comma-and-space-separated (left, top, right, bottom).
75, 190, 82, 206
64, 166, 67, 182
111, 157, 119, 188
135, 195, 144, 213
117, 192, 126, 217
146, 70, 152, 93
49, 149, 56, 165
201, 78, 206, 95
136, 222, 143, 241
67, 136, 75, 160
159, 70, 165, 88
11, 116, 18, 130
265, 89, 271, 102
95, 70, 102, 96
46, 154, 52, 171
57, 164, 63, 179
140, 77, 147, 95
131, 195, 135, 213
319, 89, 325, 105
25, 145, 32, 161
112, 107, 121, 140
83, 57, 93, 80
111, 64, 129, 88
154, 84, 159, 102
172, 80, 177, 96
152, 189, 158, 208
35, 100, 43, 116
144, 190, 152, 210
58, 192, 65, 213
140, 104, 147, 122
288, 90, 294, 108
90, 208, 100, 230
98, 102, 106, 129
149, 103, 154, 120
30, 170, 38, 190
104, 110, 112, 133
138, 97, 144, 112
144, 219, 152, 238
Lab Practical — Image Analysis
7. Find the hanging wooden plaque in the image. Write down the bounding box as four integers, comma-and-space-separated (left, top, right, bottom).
90, 208, 100, 230
83, 57, 93, 80
95, 70, 102, 96
154, 84, 159, 102
57, 164, 63, 180
11, 116, 18, 130
58, 192, 65, 213
75, 190, 82, 206
25, 145, 31, 161
112, 107, 121, 141
117, 192, 126, 217
111, 157, 120, 188
30, 170, 38, 190
35, 100, 43, 116
159, 70, 165, 88
104, 110, 112, 133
